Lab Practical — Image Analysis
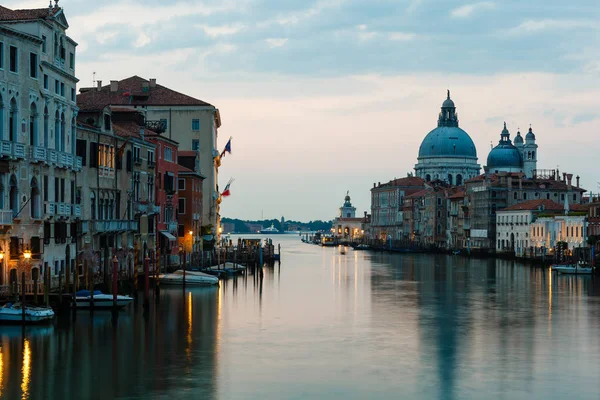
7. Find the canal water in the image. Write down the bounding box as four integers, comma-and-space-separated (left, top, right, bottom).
1, 235, 600, 399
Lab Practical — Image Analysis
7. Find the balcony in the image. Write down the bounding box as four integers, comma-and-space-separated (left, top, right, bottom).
0, 210, 13, 225
29, 146, 47, 163
133, 157, 142, 165
149, 204, 160, 214
72, 204, 82, 218
56, 203, 71, 217
463, 222, 471, 230
0, 141, 11, 158
148, 160, 155, 169
47, 149, 58, 164
167, 221, 177, 233
13, 143, 25, 159
74, 156, 82, 171
92, 220, 139, 233
44, 202, 56, 217
134, 203, 148, 214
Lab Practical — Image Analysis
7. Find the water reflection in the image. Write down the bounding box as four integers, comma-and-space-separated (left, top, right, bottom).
21, 339, 30, 400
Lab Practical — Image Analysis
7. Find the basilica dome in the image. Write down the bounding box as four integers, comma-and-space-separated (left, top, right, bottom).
486, 123, 523, 170
418, 126, 477, 159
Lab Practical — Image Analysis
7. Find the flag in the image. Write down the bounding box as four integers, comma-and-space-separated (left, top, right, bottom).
221, 178, 234, 197
220, 137, 232, 158
116, 137, 130, 158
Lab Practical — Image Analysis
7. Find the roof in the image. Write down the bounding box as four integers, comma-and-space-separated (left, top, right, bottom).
502, 200, 564, 212
0, 5, 59, 21
375, 176, 425, 189
418, 126, 478, 159
175, 164, 193, 173
77, 76, 213, 110
406, 189, 429, 199
178, 151, 197, 157
112, 121, 158, 139
449, 187, 466, 199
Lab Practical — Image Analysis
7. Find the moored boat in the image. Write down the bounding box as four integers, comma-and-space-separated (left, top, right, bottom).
260, 224, 281, 234
0, 302, 55, 323
159, 270, 219, 286
74, 290, 134, 309
354, 244, 370, 250
551, 262, 593, 275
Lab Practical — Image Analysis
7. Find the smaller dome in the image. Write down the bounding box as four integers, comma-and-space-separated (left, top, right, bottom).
487, 146, 523, 169
442, 90, 455, 108
514, 131, 523, 145
526, 127, 535, 141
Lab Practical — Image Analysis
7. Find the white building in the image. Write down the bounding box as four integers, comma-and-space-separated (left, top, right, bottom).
496, 199, 563, 257
0, 3, 81, 288
530, 215, 587, 253
333, 192, 364, 240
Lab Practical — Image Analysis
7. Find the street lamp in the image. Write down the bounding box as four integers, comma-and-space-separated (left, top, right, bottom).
0, 248, 4, 260
23, 247, 32, 260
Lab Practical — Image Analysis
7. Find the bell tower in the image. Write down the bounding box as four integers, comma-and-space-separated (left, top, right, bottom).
522, 126, 538, 178
339, 191, 356, 218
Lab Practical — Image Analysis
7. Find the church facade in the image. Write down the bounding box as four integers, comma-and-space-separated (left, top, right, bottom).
485, 123, 538, 178
414, 91, 481, 185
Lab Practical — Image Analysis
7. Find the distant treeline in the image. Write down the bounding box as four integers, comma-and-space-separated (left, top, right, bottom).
221, 218, 332, 233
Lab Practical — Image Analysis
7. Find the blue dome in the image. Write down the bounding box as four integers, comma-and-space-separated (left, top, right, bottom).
514, 131, 523, 145
525, 127, 535, 141
487, 144, 522, 169
418, 126, 477, 159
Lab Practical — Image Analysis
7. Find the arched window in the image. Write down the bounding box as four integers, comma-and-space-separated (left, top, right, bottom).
60, 112, 66, 151
425, 174, 431, 182
447, 174, 453, 185
29, 102, 38, 146
54, 32, 59, 59
9, 174, 18, 217
456, 174, 463, 186
54, 110, 60, 150
532, 151, 535, 160
9, 98, 18, 142
523, 193, 527, 200
43, 106, 49, 146
90, 191, 96, 220
30, 177, 40, 219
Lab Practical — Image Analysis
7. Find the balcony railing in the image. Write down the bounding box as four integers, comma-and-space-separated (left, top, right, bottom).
148, 160, 155, 168
0, 210, 13, 225
167, 222, 177, 233
92, 220, 139, 233
74, 156, 82, 171
149, 204, 161, 214
133, 157, 142, 165
29, 146, 47, 163
13, 143, 25, 159
134, 203, 148, 214
56, 203, 70, 216
0, 141, 11, 158
72, 204, 82, 218
47, 149, 58, 164
44, 202, 56, 216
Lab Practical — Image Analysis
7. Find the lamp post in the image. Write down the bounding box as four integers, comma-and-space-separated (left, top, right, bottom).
112, 255, 118, 309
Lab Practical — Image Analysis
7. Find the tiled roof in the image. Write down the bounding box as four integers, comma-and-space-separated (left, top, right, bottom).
175, 164, 194, 173
178, 151, 197, 157
0, 6, 59, 21
502, 199, 564, 211
449, 188, 466, 199
112, 121, 159, 139
375, 176, 425, 189
77, 76, 213, 110
405, 189, 429, 199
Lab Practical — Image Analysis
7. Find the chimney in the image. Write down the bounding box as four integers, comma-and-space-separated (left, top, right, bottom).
562, 172, 567, 183
139, 127, 145, 138
576, 175, 580, 188
567, 173, 573, 190
97, 80, 102, 91
149, 78, 157, 88
110, 80, 118, 92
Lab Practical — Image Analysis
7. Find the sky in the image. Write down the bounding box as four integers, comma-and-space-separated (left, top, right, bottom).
8, 0, 600, 221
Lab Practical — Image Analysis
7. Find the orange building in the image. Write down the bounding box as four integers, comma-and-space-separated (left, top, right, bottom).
177, 152, 204, 262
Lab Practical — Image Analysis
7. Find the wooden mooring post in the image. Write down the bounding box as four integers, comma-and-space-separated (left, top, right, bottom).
21, 272, 26, 324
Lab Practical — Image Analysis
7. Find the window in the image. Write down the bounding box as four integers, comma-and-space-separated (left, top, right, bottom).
147, 150, 154, 166
29, 53, 38, 78
43, 175, 48, 201
69, 52, 74, 69
55, 80, 60, 94
178, 224, 185, 237
192, 139, 199, 151
71, 88, 75, 102
104, 114, 111, 131
178, 178, 185, 191
44, 74, 49, 89
60, 82, 65, 97
42, 35, 47, 53
76, 139, 87, 166
54, 177, 59, 202
178, 198, 186, 214
192, 119, 200, 131
9, 45, 17, 73
133, 146, 141, 163
98, 144, 115, 169
164, 147, 173, 162
89, 142, 98, 167
573, 193, 577, 201
0, 42, 3, 69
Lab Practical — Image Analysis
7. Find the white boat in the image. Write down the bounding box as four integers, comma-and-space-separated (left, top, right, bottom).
260, 224, 280, 234
551, 262, 594, 275
74, 290, 134, 309
0, 303, 55, 323
159, 270, 219, 286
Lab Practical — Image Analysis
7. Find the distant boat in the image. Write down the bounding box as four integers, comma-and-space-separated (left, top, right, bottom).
0, 303, 55, 323
260, 224, 281, 234
74, 290, 134, 309
354, 244, 370, 250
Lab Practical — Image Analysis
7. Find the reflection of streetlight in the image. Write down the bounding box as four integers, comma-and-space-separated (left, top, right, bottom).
0, 248, 4, 260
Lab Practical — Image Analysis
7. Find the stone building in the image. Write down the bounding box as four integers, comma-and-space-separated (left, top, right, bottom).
77, 76, 222, 237
332, 192, 364, 241
414, 91, 480, 184
0, 4, 81, 288
370, 176, 425, 240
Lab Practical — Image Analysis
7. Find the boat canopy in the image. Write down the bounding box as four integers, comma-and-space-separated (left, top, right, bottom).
160, 231, 177, 241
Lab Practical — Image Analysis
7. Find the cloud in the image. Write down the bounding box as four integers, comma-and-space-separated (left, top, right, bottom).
388, 32, 416, 41
450, 2, 495, 18
134, 32, 152, 48
508, 19, 597, 35
196, 24, 245, 38
265, 38, 288, 48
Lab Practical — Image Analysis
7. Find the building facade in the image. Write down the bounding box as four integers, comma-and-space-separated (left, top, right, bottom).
332, 192, 364, 240
486, 123, 538, 178
0, 4, 81, 288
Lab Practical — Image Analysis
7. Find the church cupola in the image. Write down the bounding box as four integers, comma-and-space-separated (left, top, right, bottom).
513, 129, 524, 147
438, 90, 459, 128
339, 191, 356, 218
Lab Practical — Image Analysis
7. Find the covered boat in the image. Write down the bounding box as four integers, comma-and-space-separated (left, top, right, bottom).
551, 262, 594, 275
74, 290, 134, 308
0, 303, 55, 323
159, 270, 219, 286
